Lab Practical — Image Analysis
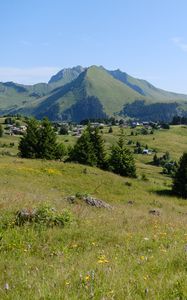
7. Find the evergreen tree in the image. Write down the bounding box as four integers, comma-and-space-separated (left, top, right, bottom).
90, 127, 106, 169
108, 126, 113, 133
59, 124, 69, 135
108, 135, 136, 177
153, 153, 160, 166
0, 124, 3, 137
37, 118, 59, 159
69, 128, 97, 166
68, 125, 106, 168
163, 151, 170, 161
19, 118, 66, 160
54, 143, 67, 160
19, 118, 39, 158
172, 152, 187, 198
4, 117, 13, 125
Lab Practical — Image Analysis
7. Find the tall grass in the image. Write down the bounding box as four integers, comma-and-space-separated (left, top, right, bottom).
0, 125, 186, 299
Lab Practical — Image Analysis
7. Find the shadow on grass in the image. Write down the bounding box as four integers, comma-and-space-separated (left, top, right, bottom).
153, 189, 174, 197
145, 161, 155, 166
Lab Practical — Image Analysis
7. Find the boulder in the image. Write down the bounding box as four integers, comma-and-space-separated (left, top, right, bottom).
82, 196, 112, 209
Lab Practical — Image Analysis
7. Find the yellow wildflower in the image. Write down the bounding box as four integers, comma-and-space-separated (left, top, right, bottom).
97, 255, 109, 264
85, 275, 90, 281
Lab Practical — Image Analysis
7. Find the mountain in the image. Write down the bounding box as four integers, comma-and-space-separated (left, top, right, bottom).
1, 65, 187, 122
48, 66, 85, 89
108, 69, 187, 102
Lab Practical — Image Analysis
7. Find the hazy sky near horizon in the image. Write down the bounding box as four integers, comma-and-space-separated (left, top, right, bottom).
1, 0, 187, 93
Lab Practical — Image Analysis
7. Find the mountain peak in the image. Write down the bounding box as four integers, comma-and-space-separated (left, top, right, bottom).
48, 66, 85, 87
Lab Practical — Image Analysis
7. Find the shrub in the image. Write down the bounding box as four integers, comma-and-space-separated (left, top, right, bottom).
141, 173, 148, 181
161, 123, 170, 129
0, 205, 73, 229
14, 205, 73, 227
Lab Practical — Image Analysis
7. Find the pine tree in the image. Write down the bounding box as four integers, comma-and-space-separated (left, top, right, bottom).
90, 127, 106, 169
19, 118, 66, 160
108, 126, 113, 133
19, 118, 39, 158
69, 128, 97, 166
0, 124, 3, 137
108, 134, 136, 177
68, 125, 107, 168
153, 153, 160, 166
37, 118, 59, 159
172, 152, 187, 198
59, 124, 69, 135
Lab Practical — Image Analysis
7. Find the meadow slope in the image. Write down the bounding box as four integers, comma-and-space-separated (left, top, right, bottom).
0, 126, 187, 299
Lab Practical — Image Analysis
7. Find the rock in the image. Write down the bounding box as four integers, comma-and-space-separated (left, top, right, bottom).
15, 208, 37, 225
4, 283, 9, 291
67, 195, 76, 203
66, 194, 112, 209
127, 200, 134, 205
149, 209, 160, 216
82, 168, 88, 174
145, 288, 149, 295
82, 196, 112, 209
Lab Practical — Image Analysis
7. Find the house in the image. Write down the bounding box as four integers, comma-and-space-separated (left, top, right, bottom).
142, 149, 152, 155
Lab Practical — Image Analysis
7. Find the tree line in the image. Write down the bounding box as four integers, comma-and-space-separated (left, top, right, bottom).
18, 118, 187, 199
19, 118, 136, 178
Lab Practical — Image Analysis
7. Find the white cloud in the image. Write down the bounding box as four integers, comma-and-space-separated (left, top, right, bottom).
0, 67, 60, 84
171, 37, 187, 52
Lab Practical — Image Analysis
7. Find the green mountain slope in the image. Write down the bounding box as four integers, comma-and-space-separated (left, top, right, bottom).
109, 69, 187, 102
18, 66, 146, 122
0, 82, 34, 112
1, 65, 187, 122
0, 82, 53, 113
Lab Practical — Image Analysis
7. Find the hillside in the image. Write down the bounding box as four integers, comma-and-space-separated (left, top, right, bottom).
28, 66, 145, 122
1, 65, 187, 121
0, 125, 187, 298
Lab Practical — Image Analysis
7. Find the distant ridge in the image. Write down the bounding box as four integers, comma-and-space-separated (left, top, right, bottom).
0, 65, 187, 122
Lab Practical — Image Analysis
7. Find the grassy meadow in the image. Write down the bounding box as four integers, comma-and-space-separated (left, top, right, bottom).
0, 125, 187, 299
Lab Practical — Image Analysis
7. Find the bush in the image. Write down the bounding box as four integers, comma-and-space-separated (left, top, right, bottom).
0, 205, 73, 228
161, 123, 170, 129
141, 128, 149, 135
162, 162, 178, 177
141, 173, 148, 181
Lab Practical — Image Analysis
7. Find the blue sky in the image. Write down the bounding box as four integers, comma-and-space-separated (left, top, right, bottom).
1, 0, 187, 93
